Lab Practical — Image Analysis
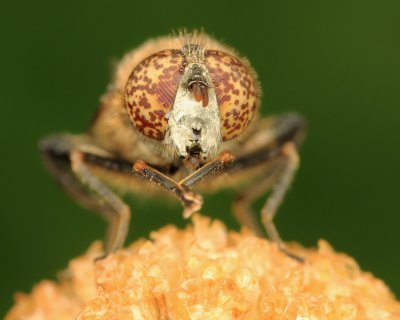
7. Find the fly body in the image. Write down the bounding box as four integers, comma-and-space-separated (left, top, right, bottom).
40, 31, 306, 260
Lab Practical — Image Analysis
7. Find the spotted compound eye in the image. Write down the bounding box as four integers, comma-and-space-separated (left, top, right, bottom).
125, 49, 185, 140
205, 50, 259, 141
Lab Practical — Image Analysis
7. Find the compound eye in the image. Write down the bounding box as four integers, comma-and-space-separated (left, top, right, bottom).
124, 49, 185, 140
205, 50, 259, 141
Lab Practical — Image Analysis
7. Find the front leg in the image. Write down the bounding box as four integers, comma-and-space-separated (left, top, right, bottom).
132, 160, 203, 218
132, 151, 234, 218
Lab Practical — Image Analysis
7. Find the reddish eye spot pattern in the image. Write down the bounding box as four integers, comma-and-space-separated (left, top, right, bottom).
124, 50, 184, 140
205, 50, 259, 141
124, 48, 259, 142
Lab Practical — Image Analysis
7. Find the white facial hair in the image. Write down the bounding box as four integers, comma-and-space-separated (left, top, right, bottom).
163, 63, 222, 161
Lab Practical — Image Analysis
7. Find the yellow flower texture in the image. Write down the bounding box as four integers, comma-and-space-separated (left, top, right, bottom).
6, 215, 400, 320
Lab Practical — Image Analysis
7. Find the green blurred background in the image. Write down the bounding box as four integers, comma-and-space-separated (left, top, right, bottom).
1, 0, 399, 315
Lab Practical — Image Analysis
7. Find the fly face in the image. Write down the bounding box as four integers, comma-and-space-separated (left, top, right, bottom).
166, 62, 221, 169
124, 41, 260, 169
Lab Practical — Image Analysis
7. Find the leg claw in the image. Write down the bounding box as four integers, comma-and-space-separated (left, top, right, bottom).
182, 190, 203, 218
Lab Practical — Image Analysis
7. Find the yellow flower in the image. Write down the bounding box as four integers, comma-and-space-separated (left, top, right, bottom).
6, 215, 400, 320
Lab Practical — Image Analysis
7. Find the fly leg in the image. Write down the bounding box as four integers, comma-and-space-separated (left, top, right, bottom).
39, 134, 130, 255
132, 151, 234, 218
179, 151, 234, 187
233, 143, 303, 261
262, 143, 303, 261
70, 150, 130, 254
232, 172, 278, 238
229, 113, 307, 261
132, 160, 203, 218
